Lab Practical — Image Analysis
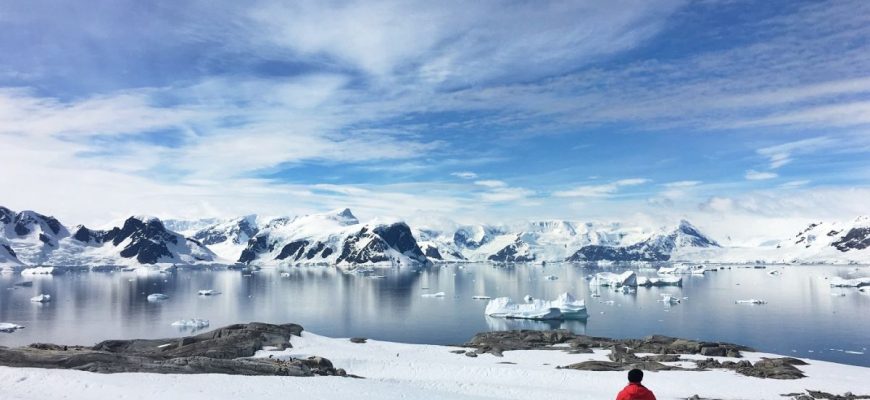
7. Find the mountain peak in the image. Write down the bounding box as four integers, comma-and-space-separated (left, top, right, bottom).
329, 208, 359, 225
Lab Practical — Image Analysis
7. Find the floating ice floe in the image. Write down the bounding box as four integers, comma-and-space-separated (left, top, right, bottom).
147, 293, 169, 302
30, 294, 51, 303
660, 294, 681, 304
618, 285, 636, 294
658, 264, 706, 275
828, 277, 870, 288
13, 281, 33, 287
831, 293, 846, 297
171, 319, 210, 329
22, 267, 63, 276
767, 270, 781, 276
735, 299, 767, 305
0, 322, 25, 333
636, 276, 682, 287
421, 292, 445, 298
543, 275, 558, 281
485, 292, 587, 320
523, 295, 534, 303
472, 295, 491, 300
589, 271, 636, 287
280, 272, 291, 278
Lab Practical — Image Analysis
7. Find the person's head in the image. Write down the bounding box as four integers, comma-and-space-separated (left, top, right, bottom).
627, 369, 643, 383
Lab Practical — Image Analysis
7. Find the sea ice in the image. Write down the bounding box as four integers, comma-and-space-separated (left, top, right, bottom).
543, 275, 558, 280
198, 290, 219, 296
660, 294, 680, 304
472, 296, 491, 300
421, 292, 445, 298
171, 319, 210, 329
147, 293, 169, 302
485, 292, 587, 320
0, 322, 25, 333
30, 294, 51, 303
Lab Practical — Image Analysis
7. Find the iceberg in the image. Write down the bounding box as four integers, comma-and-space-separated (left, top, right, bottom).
171, 319, 210, 329
472, 295, 491, 300
197, 290, 219, 296
589, 271, 637, 287
485, 292, 587, 320
147, 293, 169, 302
421, 292, 445, 298
0, 322, 25, 333
828, 277, 870, 288
735, 299, 767, 305
637, 276, 682, 287
22, 267, 64, 275
30, 294, 51, 303
658, 264, 706, 275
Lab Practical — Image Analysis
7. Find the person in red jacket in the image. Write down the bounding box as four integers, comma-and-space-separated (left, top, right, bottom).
616, 369, 656, 400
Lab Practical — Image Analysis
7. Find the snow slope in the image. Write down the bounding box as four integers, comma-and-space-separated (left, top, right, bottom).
238, 209, 430, 267
2, 332, 867, 400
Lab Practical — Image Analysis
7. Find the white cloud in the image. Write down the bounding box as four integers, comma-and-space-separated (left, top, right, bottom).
451, 171, 478, 179
554, 178, 649, 198
780, 180, 810, 188
662, 180, 701, 188
745, 170, 778, 181
474, 180, 508, 188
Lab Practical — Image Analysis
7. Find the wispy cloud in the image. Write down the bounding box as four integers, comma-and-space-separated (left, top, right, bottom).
745, 170, 778, 181
554, 178, 650, 198
451, 172, 478, 179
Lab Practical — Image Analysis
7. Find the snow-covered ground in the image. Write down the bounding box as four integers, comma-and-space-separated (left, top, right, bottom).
2, 332, 868, 400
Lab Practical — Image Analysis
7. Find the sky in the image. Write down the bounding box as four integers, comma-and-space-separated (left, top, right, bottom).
1, 0, 869, 242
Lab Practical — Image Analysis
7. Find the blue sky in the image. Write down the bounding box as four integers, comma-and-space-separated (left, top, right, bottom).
1, 0, 869, 237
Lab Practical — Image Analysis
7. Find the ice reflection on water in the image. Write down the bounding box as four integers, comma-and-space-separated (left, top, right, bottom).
0, 263, 868, 366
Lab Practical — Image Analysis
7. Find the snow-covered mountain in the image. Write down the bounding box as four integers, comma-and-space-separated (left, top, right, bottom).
0, 237, 24, 272
166, 215, 260, 260
565, 220, 719, 262
237, 208, 430, 267
0, 206, 218, 267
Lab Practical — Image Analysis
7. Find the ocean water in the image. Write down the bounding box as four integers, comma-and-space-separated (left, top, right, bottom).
1, 263, 868, 366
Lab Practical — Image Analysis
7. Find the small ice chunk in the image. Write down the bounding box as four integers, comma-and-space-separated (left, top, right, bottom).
767, 270, 781, 276
472, 295, 491, 300
421, 292, 445, 298
0, 322, 25, 333
147, 293, 169, 302
523, 295, 534, 303
659, 294, 680, 304
831, 293, 846, 297
197, 290, 219, 296
22, 267, 62, 275
735, 299, 767, 305
658, 264, 706, 275
543, 275, 558, 280
30, 294, 51, 303
171, 319, 210, 329
280, 272, 291, 278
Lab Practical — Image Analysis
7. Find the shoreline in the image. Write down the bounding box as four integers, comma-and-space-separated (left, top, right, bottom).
1, 324, 869, 399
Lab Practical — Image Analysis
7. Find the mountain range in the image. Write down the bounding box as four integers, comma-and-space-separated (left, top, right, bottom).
1, 205, 868, 271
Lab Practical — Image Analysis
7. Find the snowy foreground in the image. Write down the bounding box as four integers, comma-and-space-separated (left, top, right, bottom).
2, 332, 869, 400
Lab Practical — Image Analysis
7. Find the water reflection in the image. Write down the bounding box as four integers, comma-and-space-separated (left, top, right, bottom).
0, 263, 868, 367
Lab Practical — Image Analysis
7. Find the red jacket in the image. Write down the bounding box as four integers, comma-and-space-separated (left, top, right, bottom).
616, 382, 656, 400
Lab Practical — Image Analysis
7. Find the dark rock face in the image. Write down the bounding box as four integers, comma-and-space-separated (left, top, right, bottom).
335, 223, 429, 265
1, 208, 68, 248
423, 245, 443, 260
2, 243, 16, 258
832, 227, 870, 252
72, 226, 108, 244
275, 240, 309, 261
101, 218, 178, 264
0, 323, 343, 377
238, 235, 275, 263
488, 238, 534, 262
